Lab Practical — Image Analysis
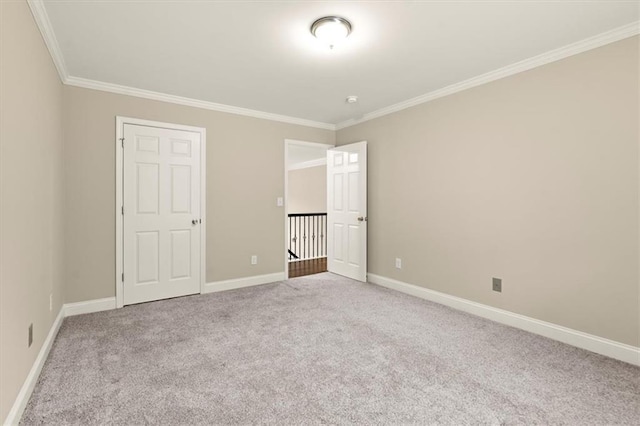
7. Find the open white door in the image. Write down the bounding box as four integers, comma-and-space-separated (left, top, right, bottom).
123, 123, 201, 305
327, 141, 367, 282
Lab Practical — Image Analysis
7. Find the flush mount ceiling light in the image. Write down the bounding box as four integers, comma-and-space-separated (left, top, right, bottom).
310, 16, 352, 49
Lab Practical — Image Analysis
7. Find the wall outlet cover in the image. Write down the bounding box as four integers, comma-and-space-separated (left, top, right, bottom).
492, 277, 502, 293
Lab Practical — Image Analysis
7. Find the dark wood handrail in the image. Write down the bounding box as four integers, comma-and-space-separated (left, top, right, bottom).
288, 213, 327, 217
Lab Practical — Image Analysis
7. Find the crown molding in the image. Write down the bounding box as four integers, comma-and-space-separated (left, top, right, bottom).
26, 0, 638, 133
65, 76, 336, 130
336, 21, 640, 130
26, 0, 68, 82
26, 0, 335, 130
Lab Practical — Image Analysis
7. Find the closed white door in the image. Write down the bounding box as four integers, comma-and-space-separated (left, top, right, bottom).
327, 141, 367, 282
123, 124, 201, 305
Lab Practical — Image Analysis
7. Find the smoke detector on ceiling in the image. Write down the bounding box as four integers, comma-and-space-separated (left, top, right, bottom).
346, 95, 358, 104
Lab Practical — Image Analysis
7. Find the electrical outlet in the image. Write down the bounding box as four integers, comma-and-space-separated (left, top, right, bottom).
28, 323, 33, 347
492, 277, 502, 293
49, 294, 53, 311
276, 197, 283, 207
395, 258, 402, 269
251, 255, 258, 265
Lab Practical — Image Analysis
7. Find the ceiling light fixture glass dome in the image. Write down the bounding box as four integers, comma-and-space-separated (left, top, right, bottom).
310, 16, 352, 49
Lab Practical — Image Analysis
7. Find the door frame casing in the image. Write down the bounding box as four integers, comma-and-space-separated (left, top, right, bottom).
283, 139, 334, 279
115, 116, 207, 308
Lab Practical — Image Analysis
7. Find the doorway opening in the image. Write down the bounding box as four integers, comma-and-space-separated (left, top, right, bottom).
284, 140, 333, 279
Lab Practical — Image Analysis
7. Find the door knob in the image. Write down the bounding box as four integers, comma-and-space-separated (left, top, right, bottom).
192, 219, 198, 225
357, 216, 367, 222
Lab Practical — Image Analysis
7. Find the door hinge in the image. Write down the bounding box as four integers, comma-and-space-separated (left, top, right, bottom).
121, 206, 124, 215
120, 137, 124, 148
121, 273, 124, 282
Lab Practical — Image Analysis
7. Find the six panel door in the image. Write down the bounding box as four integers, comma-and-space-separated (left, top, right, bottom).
123, 124, 201, 305
327, 141, 368, 282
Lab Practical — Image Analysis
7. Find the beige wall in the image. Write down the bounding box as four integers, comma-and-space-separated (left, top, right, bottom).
63, 86, 334, 302
337, 36, 639, 346
1, 4, 637, 420
288, 165, 327, 213
0, 1, 65, 420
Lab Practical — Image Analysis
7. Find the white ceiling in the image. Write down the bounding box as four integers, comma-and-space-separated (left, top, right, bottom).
42, 0, 639, 126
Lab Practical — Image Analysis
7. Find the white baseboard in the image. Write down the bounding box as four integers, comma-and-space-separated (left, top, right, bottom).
3, 307, 65, 426
4, 276, 286, 424
368, 274, 640, 366
4, 296, 120, 425
63, 297, 117, 317
203, 272, 285, 294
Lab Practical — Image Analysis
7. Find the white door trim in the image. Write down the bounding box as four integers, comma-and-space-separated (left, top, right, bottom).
115, 116, 206, 308
283, 139, 334, 280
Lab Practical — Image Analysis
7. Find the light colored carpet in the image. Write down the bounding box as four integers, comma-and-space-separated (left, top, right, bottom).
21, 273, 640, 425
